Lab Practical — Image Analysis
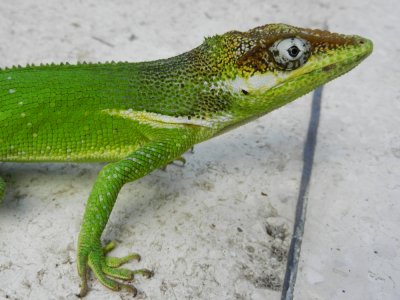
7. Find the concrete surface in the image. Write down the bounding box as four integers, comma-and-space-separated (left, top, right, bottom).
0, 0, 398, 300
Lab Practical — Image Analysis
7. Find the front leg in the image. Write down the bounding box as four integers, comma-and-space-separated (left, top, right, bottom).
77, 133, 194, 296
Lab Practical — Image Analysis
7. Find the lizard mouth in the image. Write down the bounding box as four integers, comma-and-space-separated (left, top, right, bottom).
275, 36, 373, 90
243, 36, 373, 110
320, 38, 373, 74
323, 36, 372, 69
234, 36, 373, 95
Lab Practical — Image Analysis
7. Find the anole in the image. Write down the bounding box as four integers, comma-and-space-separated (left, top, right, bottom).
0, 24, 372, 296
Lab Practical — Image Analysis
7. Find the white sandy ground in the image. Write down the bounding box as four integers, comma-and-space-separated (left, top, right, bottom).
0, 0, 398, 299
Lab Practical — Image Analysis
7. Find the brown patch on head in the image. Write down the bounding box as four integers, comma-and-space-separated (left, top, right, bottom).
236, 44, 271, 73
224, 24, 361, 75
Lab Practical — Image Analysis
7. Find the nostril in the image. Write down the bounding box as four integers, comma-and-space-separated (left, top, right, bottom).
359, 40, 365, 44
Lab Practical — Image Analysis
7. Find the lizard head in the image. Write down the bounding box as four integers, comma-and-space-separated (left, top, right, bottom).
204, 23, 373, 129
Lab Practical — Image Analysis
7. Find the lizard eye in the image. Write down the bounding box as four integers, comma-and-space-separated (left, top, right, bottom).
270, 37, 311, 70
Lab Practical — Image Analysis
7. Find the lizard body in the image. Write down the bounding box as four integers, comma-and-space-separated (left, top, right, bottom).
0, 24, 372, 296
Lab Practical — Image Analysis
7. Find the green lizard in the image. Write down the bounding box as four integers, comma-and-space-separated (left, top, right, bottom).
0, 24, 372, 296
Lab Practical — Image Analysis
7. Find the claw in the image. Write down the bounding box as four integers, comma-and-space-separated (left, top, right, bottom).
159, 155, 186, 171
77, 271, 89, 298
174, 156, 186, 166
135, 269, 153, 278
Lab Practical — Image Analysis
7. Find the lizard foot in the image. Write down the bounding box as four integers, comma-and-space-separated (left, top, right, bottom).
171, 156, 186, 167
160, 155, 187, 171
77, 240, 153, 297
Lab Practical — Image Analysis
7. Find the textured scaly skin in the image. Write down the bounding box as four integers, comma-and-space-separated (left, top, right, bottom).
0, 24, 372, 296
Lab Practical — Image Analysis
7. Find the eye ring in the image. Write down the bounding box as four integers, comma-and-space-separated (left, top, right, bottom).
269, 37, 311, 70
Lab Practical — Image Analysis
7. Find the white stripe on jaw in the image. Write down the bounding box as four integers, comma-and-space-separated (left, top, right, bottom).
102, 109, 232, 129
224, 72, 289, 94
